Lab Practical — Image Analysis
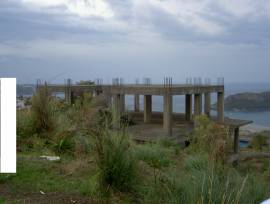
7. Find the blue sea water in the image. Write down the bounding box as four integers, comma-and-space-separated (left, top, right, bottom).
125, 82, 270, 127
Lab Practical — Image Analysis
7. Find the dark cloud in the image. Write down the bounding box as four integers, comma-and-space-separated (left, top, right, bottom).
0, 0, 270, 83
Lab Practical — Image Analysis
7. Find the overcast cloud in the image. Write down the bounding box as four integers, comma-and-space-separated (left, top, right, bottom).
0, 0, 270, 83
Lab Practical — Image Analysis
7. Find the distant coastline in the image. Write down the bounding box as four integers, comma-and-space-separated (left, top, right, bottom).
213, 91, 270, 112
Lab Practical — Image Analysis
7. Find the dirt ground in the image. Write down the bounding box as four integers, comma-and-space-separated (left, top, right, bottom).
0, 184, 97, 204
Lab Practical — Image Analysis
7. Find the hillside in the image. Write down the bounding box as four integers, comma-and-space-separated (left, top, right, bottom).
224, 91, 270, 112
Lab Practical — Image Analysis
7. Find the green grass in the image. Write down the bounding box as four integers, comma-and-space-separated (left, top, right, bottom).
0, 157, 98, 197
13, 95, 270, 203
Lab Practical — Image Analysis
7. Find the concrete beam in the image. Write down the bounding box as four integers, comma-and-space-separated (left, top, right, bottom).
134, 94, 140, 112
234, 127, 239, 153
194, 93, 202, 116
144, 95, 152, 123
43, 84, 224, 96
217, 92, 224, 123
163, 93, 173, 136
204, 92, 211, 117
185, 94, 192, 121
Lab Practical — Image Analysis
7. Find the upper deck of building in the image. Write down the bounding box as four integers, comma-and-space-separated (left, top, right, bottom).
45, 83, 224, 96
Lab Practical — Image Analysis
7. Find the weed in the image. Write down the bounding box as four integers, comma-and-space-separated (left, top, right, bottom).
251, 133, 268, 151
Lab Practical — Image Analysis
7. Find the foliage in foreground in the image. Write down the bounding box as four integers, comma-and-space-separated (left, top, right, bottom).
91, 111, 137, 194
250, 133, 268, 151
31, 86, 55, 134
190, 115, 232, 163
15, 94, 270, 203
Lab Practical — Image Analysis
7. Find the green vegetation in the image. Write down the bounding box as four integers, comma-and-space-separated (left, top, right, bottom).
91, 113, 137, 194
3, 89, 270, 203
250, 133, 268, 151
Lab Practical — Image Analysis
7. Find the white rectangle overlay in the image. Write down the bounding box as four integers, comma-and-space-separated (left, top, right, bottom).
1, 78, 16, 173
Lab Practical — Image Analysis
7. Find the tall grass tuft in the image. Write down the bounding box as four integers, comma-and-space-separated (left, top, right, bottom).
91, 110, 137, 194
31, 85, 55, 135
250, 133, 268, 151
142, 153, 269, 204
17, 109, 36, 140
190, 115, 232, 163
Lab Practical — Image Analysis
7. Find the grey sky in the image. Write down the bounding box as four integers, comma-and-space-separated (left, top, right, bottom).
0, 0, 270, 84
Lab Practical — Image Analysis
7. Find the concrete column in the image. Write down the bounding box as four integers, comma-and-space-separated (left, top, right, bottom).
234, 127, 239, 153
185, 94, 192, 121
112, 94, 121, 128
194, 93, 202, 116
70, 91, 75, 104
144, 95, 152, 123
105, 94, 112, 106
217, 92, 224, 123
204, 92, 211, 117
134, 94, 140, 112
65, 88, 70, 103
65, 79, 71, 104
113, 94, 121, 115
119, 94, 125, 113
163, 94, 173, 136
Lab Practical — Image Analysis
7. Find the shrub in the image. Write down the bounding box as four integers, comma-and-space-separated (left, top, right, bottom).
17, 109, 36, 140
135, 143, 171, 187
189, 115, 232, 163
135, 144, 170, 169
53, 134, 75, 154
91, 112, 137, 193
31, 85, 55, 134
250, 133, 268, 151
183, 153, 208, 172
142, 153, 270, 204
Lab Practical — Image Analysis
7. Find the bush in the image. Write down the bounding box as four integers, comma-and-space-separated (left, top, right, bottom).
91, 113, 137, 193
53, 133, 75, 154
250, 133, 268, 151
142, 154, 270, 204
31, 86, 55, 134
189, 115, 232, 163
17, 109, 36, 140
135, 144, 171, 169
183, 153, 208, 172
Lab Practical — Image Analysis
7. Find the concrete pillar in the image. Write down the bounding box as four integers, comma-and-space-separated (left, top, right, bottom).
65, 88, 70, 103
204, 92, 211, 117
185, 94, 192, 121
234, 127, 239, 153
134, 94, 140, 112
113, 94, 121, 116
163, 94, 173, 136
144, 95, 152, 123
65, 79, 71, 104
105, 94, 112, 106
70, 91, 75, 105
194, 93, 202, 116
119, 94, 125, 113
217, 92, 224, 123
112, 94, 121, 128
